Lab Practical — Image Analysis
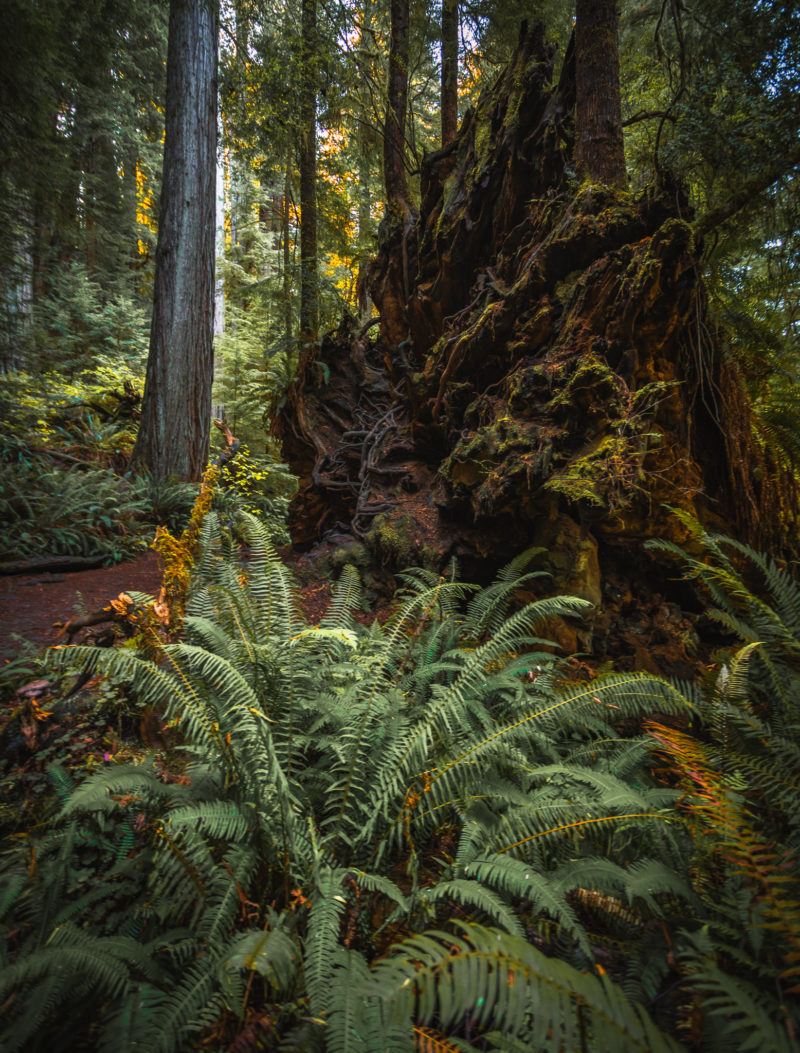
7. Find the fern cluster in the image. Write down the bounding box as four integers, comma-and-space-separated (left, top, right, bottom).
0, 515, 702, 1050
646, 517, 800, 1051
6, 514, 800, 1049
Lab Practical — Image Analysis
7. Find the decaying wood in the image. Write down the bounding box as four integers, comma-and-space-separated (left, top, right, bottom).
276, 21, 798, 672
211, 418, 241, 467
0, 555, 107, 577
57, 592, 144, 643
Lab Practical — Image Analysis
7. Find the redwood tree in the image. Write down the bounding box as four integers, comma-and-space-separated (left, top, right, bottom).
574, 0, 626, 186
299, 0, 318, 337
441, 0, 458, 145
373, 0, 412, 352
384, 0, 410, 213
133, 0, 218, 481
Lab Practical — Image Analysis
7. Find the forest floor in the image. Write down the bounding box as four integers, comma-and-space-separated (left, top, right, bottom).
0, 552, 164, 656
0, 548, 341, 657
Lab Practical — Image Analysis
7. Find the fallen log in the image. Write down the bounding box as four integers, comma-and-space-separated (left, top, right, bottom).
0, 554, 107, 577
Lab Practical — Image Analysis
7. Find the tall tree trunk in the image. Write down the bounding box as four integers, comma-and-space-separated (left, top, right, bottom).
354, 0, 375, 322
299, 0, 318, 338
384, 0, 410, 212
283, 135, 293, 341
441, 0, 458, 146
574, 0, 626, 187
374, 0, 411, 354
133, 0, 218, 481
215, 145, 226, 337
356, 145, 373, 322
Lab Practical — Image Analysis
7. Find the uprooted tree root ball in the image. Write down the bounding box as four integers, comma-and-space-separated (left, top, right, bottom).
276, 23, 798, 675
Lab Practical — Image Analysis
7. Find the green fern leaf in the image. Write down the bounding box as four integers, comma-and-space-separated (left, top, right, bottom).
370, 922, 683, 1051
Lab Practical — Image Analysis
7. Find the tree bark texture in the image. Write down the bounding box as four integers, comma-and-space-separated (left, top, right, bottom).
441, 0, 458, 146
283, 136, 294, 341
134, 0, 218, 481
356, 145, 373, 321
299, 0, 318, 337
575, 0, 626, 186
384, 0, 410, 210
372, 0, 412, 354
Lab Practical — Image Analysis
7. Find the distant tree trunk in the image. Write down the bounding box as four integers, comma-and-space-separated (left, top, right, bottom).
84, 135, 99, 278
356, 146, 373, 321
122, 143, 140, 269
441, 0, 458, 145
299, 0, 318, 338
574, 0, 626, 187
133, 0, 218, 481
283, 135, 293, 341
31, 185, 51, 306
374, 0, 412, 354
215, 145, 226, 337
82, 127, 119, 281
384, 0, 410, 213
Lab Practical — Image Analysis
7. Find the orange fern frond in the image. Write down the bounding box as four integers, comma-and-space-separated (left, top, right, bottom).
647, 720, 800, 990
413, 1026, 462, 1052
573, 888, 644, 929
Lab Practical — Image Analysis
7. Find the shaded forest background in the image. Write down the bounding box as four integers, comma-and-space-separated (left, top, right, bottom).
1, 1, 800, 1051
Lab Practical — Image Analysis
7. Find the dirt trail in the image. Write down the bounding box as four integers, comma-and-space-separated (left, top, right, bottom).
0, 552, 164, 655
0, 548, 342, 658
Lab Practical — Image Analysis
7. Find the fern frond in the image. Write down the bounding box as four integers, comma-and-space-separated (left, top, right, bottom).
327, 946, 388, 1053
464, 546, 549, 638
164, 801, 253, 843
648, 721, 800, 982
370, 922, 682, 1051
679, 928, 797, 1052
0, 924, 154, 1032
321, 565, 363, 631
225, 920, 299, 991
238, 510, 300, 642
492, 805, 679, 860
419, 878, 526, 937
413, 1025, 464, 1052
59, 761, 188, 816
305, 865, 349, 1019
462, 855, 591, 954
96, 982, 164, 1053
137, 953, 226, 1053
